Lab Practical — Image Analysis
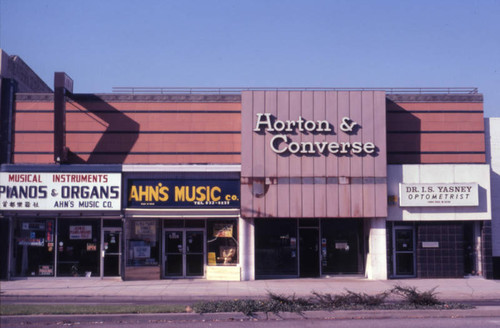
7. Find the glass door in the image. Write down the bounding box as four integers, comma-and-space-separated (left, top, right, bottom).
164, 230, 184, 277
185, 230, 204, 277
393, 226, 416, 277
102, 229, 122, 277
164, 229, 205, 278
299, 228, 320, 277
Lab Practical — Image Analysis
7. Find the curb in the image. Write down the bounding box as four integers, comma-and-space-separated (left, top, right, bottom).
2, 307, 500, 325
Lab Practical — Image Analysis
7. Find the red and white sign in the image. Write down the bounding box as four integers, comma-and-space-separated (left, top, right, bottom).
0, 173, 121, 211
69, 225, 92, 240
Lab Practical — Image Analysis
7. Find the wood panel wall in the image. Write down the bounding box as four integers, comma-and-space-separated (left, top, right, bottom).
13, 94, 241, 164
241, 90, 387, 219
12, 92, 485, 169
387, 94, 485, 164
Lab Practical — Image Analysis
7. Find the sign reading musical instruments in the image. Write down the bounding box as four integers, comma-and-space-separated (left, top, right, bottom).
399, 183, 479, 207
0, 172, 121, 211
127, 179, 240, 208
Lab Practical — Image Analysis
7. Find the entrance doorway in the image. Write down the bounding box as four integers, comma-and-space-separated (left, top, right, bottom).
393, 226, 416, 277
163, 229, 205, 278
102, 229, 122, 277
299, 228, 320, 277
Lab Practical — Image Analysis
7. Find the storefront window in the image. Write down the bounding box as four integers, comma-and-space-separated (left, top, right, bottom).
57, 219, 100, 277
321, 219, 363, 275
255, 219, 298, 277
126, 219, 159, 266
207, 219, 238, 266
13, 219, 55, 277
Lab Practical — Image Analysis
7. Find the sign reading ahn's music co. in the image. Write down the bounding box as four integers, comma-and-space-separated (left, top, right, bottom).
127, 179, 240, 208
0, 172, 121, 211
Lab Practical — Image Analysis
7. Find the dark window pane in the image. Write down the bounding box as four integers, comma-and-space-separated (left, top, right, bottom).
255, 219, 298, 277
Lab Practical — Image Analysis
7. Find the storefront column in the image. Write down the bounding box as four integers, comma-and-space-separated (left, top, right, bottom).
7, 217, 13, 280
239, 216, 255, 281
366, 218, 387, 280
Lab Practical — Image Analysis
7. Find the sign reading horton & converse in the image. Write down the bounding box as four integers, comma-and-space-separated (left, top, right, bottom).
399, 183, 479, 207
254, 113, 376, 155
0, 173, 121, 211
127, 179, 240, 208
241, 90, 388, 219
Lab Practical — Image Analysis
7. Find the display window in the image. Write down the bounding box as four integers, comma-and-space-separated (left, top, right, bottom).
207, 219, 238, 266
126, 219, 159, 266
57, 219, 100, 277
13, 219, 55, 277
255, 219, 298, 277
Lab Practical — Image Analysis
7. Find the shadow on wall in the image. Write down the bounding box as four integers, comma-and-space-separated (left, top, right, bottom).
386, 99, 421, 164
67, 95, 140, 164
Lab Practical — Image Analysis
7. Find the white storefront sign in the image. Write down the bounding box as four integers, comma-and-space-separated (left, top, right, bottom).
0, 172, 121, 211
399, 183, 479, 207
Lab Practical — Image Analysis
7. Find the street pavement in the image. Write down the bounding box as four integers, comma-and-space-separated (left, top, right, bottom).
1, 276, 499, 304
1, 277, 500, 326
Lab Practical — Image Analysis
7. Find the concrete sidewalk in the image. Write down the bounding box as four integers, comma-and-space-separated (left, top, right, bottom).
1, 277, 499, 304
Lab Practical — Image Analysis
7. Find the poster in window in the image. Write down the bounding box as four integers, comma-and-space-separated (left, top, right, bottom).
133, 246, 151, 259
134, 221, 156, 236
213, 224, 233, 238
38, 265, 53, 276
69, 225, 92, 240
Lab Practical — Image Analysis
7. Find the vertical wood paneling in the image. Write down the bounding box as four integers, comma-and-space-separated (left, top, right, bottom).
241, 92, 253, 178
277, 92, 290, 218
338, 92, 351, 217
265, 91, 278, 217
362, 92, 376, 217
349, 92, 363, 217
302, 91, 315, 218
325, 92, 339, 217
374, 91, 387, 177
241, 92, 254, 218
252, 91, 266, 217
241, 90, 388, 219
374, 91, 388, 217
289, 92, 303, 217
313, 92, 327, 218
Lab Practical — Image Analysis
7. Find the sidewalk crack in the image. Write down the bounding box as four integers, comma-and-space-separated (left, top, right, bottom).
465, 279, 475, 299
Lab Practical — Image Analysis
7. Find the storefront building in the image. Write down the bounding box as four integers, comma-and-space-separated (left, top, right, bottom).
0, 54, 496, 280
0, 168, 122, 278
386, 94, 493, 278
240, 90, 388, 279
121, 167, 242, 280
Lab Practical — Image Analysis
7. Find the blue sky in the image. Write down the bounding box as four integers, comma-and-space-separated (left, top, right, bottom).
1, 0, 499, 117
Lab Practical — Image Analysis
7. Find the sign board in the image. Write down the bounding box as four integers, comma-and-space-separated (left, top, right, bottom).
422, 241, 439, 248
254, 114, 377, 156
70, 225, 92, 240
38, 265, 53, 276
17, 237, 44, 246
399, 183, 479, 207
133, 246, 151, 259
127, 179, 240, 208
0, 173, 121, 211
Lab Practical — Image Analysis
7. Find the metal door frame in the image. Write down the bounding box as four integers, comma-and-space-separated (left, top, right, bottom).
100, 227, 122, 278
392, 225, 416, 278
163, 228, 206, 278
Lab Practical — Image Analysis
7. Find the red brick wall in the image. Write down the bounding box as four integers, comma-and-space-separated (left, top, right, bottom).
12, 93, 485, 166
13, 95, 241, 164
387, 97, 485, 164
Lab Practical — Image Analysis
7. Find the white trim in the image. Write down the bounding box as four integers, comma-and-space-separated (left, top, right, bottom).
125, 208, 240, 218
122, 164, 241, 173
